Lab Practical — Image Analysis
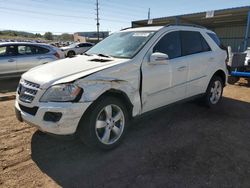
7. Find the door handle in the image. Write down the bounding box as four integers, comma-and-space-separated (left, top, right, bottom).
177, 66, 187, 71
8, 59, 15, 62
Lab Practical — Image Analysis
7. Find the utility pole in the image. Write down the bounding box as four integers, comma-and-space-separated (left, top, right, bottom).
148, 8, 151, 20
96, 0, 100, 42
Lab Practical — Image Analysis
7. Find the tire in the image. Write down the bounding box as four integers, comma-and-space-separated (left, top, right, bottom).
228, 76, 239, 85
67, 51, 75, 58
203, 76, 224, 107
77, 96, 129, 150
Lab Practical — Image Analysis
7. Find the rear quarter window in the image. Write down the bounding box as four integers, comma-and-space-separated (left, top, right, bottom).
207, 33, 222, 47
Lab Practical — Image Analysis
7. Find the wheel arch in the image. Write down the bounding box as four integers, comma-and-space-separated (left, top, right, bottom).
211, 69, 227, 86
94, 89, 133, 118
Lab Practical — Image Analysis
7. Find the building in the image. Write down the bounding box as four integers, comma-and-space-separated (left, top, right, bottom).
132, 6, 250, 52
74, 31, 109, 43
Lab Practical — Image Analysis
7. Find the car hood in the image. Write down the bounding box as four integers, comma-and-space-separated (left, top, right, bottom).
22, 55, 129, 89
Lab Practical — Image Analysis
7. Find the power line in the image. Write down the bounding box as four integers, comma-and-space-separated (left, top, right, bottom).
0, 6, 92, 19
0, 10, 94, 26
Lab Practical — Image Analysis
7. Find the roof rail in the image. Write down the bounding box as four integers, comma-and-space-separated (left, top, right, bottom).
120, 27, 132, 31
165, 24, 207, 29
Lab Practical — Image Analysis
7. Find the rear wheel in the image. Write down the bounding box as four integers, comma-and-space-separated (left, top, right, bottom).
203, 76, 224, 107
77, 96, 129, 150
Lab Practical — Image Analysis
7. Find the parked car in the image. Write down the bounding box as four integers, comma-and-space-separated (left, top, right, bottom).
60, 42, 94, 57
0, 42, 64, 79
15, 25, 228, 150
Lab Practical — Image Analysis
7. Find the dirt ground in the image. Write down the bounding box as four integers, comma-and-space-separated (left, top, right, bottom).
0, 79, 250, 188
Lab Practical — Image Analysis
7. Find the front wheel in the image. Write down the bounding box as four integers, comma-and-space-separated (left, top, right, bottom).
67, 51, 75, 57
203, 76, 224, 107
77, 96, 129, 150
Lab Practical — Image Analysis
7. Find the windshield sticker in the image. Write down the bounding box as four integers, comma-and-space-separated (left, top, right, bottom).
133, 33, 150, 37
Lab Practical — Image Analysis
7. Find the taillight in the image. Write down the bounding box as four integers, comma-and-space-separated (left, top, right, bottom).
54, 52, 60, 59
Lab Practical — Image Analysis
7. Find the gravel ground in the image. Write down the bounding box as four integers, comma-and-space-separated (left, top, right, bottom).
0, 79, 250, 188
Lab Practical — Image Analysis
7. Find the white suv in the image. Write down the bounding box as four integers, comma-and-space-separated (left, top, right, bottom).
15, 25, 228, 149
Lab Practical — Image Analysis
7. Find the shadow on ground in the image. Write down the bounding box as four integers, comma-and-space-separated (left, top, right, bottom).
0, 77, 20, 93
31, 97, 250, 188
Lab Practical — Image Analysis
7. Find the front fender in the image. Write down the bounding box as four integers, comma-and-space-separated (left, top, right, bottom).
75, 78, 141, 116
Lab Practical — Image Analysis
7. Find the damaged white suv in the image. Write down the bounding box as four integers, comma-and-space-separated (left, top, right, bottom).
15, 25, 227, 149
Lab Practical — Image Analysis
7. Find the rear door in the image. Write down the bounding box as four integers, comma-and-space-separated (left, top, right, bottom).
180, 31, 212, 97
16, 44, 52, 73
0, 45, 18, 76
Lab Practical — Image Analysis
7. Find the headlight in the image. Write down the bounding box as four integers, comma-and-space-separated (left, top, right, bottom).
40, 83, 83, 102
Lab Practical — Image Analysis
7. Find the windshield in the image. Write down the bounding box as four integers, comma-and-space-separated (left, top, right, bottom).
68, 43, 78, 48
86, 31, 155, 58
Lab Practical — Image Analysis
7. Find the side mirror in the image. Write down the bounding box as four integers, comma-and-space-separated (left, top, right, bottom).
149, 52, 169, 65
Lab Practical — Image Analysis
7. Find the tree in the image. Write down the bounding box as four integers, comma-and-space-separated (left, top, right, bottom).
35, 33, 42, 38
44, 32, 53, 40
60, 33, 73, 41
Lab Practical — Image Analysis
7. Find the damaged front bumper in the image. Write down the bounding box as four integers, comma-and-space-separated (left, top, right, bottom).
15, 100, 91, 135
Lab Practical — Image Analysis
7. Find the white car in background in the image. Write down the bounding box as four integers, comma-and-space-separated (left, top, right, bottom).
60, 42, 94, 57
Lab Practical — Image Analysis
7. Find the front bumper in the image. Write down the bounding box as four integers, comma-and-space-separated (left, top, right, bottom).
15, 100, 91, 135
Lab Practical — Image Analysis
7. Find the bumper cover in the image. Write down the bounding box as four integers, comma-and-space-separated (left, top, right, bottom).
15, 100, 91, 135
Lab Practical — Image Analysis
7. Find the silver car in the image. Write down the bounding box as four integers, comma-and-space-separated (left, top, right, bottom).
0, 42, 64, 79
60, 42, 94, 57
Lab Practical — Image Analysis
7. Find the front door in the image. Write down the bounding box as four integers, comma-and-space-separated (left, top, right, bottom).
0, 45, 18, 76
141, 31, 188, 113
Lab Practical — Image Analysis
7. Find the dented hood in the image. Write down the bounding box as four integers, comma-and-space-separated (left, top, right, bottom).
22, 55, 128, 88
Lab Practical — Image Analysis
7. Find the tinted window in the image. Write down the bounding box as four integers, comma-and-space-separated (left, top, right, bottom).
36, 46, 50, 54
85, 43, 93, 47
18, 45, 49, 55
153, 31, 181, 59
0, 45, 17, 56
207, 33, 221, 47
79, 43, 93, 47
201, 35, 211, 52
181, 31, 205, 56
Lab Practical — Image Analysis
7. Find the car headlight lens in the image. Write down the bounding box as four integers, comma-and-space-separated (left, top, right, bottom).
40, 83, 83, 102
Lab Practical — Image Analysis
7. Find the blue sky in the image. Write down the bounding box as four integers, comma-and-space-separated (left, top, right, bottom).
0, 0, 249, 34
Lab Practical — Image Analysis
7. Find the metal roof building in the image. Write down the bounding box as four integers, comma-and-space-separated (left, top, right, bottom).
132, 6, 250, 52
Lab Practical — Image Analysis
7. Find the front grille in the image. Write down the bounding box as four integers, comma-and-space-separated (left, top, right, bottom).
18, 80, 40, 103
19, 104, 38, 116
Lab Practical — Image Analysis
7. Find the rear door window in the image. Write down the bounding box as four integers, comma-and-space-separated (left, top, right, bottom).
181, 31, 205, 56
201, 35, 211, 52
18, 45, 49, 55
153, 31, 181, 59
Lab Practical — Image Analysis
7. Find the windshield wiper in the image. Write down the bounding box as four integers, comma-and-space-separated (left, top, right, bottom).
83, 52, 93, 56
96, 53, 112, 58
